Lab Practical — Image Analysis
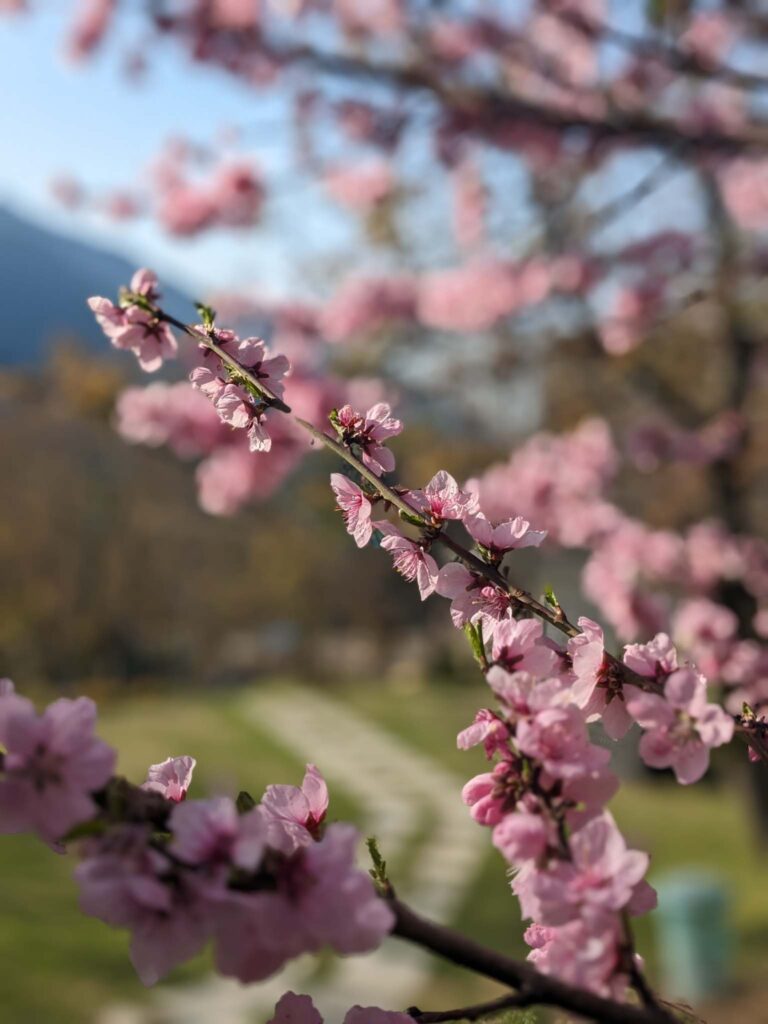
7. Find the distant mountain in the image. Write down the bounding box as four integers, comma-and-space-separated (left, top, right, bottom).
0, 206, 189, 365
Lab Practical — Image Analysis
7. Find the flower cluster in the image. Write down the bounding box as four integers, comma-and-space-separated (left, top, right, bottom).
190, 332, 290, 453
88, 269, 177, 372
0, 680, 393, 988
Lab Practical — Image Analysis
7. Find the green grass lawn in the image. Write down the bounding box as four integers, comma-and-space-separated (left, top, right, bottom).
0, 678, 764, 1023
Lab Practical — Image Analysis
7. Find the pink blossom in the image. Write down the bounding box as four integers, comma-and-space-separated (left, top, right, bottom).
142, 756, 196, 802
680, 11, 738, 64
157, 184, 217, 235
492, 811, 550, 865
467, 419, 620, 548
525, 916, 627, 999
0, 692, 115, 842
465, 513, 547, 559
457, 708, 510, 758
269, 993, 323, 1024
116, 383, 227, 459
208, 0, 261, 30
623, 633, 678, 680
410, 470, 477, 523
435, 562, 512, 629
170, 797, 268, 871
626, 668, 734, 784
598, 284, 662, 356
334, 402, 402, 475
76, 825, 211, 985
189, 336, 289, 453
321, 277, 416, 344
213, 824, 394, 982
490, 619, 559, 677
568, 618, 633, 741
375, 523, 439, 600
324, 162, 395, 212
261, 763, 329, 851
196, 440, 302, 516
88, 270, 177, 372
485, 668, 569, 721
330, 474, 374, 548
672, 598, 738, 678
88, 297, 178, 372
516, 706, 610, 781
531, 813, 650, 924
462, 760, 519, 826
717, 158, 768, 231
417, 261, 520, 333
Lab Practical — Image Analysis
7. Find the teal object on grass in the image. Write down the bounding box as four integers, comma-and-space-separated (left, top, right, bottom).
654, 870, 730, 1003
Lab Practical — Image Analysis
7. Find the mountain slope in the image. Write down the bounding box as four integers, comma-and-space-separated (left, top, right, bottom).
0, 206, 189, 365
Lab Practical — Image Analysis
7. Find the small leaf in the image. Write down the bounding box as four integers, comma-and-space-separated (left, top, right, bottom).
463, 621, 488, 671
195, 302, 216, 328
366, 836, 390, 894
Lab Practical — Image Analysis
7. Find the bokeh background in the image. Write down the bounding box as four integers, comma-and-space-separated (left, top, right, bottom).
1, 3, 768, 1023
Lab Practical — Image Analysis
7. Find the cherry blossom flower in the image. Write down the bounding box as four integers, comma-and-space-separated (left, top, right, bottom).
261, 763, 329, 851
374, 523, 438, 600
189, 335, 290, 453
410, 470, 478, 523
461, 759, 520, 826
490, 619, 560, 677
417, 261, 521, 332
525, 916, 628, 999
435, 562, 512, 628
568, 618, 633, 740
213, 824, 394, 983
457, 708, 510, 757
530, 813, 651, 924
626, 667, 734, 784
334, 402, 402, 475
516, 706, 610, 781
464, 513, 547, 560
88, 269, 178, 371
88, 298, 177, 372
622, 633, 678, 680
269, 993, 323, 1024
116, 382, 227, 459
0, 692, 115, 842
170, 797, 268, 871
330, 474, 374, 547
142, 756, 196, 802
492, 810, 551, 865
485, 668, 570, 722
75, 824, 212, 986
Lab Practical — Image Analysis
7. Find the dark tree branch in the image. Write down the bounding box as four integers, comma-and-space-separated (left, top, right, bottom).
391, 898, 677, 1024
407, 991, 535, 1022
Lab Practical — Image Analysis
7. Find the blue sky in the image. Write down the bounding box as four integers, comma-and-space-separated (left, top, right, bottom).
0, 6, 357, 297
0, 3, 708, 304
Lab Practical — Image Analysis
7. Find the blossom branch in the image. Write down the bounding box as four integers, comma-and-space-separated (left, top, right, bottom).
144, 303, 768, 765
407, 991, 535, 1022
391, 899, 676, 1024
